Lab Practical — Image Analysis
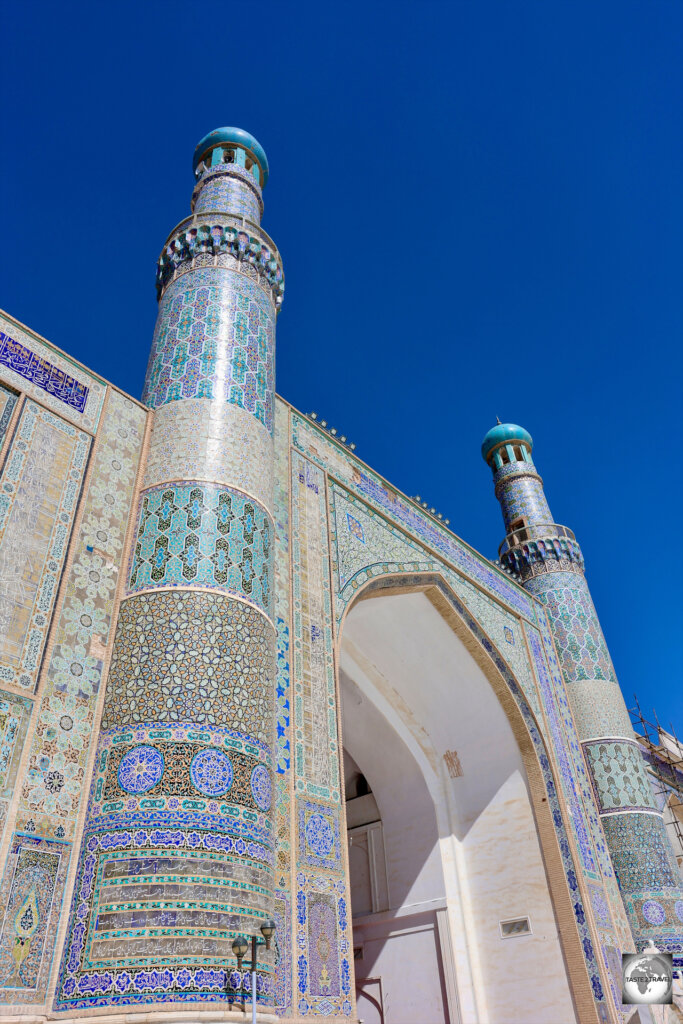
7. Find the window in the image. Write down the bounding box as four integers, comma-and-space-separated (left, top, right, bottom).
500, 917, 531, 938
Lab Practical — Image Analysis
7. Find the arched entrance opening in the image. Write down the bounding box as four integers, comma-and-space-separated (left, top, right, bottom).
339, 584, 577, 1024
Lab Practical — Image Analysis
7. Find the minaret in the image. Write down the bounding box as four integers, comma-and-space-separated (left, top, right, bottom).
57, 129, 283, 1012
482, 422, 683, 956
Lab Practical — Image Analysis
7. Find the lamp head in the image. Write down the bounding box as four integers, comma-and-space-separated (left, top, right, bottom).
232, 934, 248, 962
260, 919, 276, 950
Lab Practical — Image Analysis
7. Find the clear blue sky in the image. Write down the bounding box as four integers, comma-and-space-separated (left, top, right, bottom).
3, 2, 682, 733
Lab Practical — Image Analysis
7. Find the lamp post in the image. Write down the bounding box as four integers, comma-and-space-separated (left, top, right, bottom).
231, 921, 276, 1023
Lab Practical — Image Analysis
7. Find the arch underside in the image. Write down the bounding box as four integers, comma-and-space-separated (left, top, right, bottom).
336, 570, 611, 1024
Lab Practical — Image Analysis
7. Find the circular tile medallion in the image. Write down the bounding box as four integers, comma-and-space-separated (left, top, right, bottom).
118, 745, 164, 794
190, 748, 233, 797
250, 764, 271, 811
305, 812, 334, 858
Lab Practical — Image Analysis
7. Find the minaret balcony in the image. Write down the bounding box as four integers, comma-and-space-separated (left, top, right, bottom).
498, 522, 584, 580
155, 214, 284, 305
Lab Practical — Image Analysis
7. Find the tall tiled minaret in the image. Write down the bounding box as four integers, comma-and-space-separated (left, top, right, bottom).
58, 129, 283, 1011
482, 422, 683, 958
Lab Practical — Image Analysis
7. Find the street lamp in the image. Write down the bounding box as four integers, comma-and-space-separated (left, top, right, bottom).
230, 922, 276, 1023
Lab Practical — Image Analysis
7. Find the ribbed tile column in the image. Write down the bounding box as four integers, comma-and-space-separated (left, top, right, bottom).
56, 128, 285, 1012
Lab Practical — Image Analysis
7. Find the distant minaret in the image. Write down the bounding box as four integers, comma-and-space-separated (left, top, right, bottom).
482, 422, 683, 956
58, 129, 283, 1010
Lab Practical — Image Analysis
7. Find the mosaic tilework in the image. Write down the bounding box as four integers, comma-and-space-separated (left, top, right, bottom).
295, 872, 352, 1017
568, 679, 635, 743
601, 813, 679, 893
0, 383, 17, 445
143, 398, 274, 514
291, 454, 339, 803
0, 691, 32, 797
0, 331, 88, 413
0, 834, 70, 1002
87, 723, 272, 838
272, 893, 291, 1014
532, 609, 636, 972
16, 390, 146, 843
601, 812, 682, 958
0, 400, 90, 691
272, 401, 293, 1015
143, 268, 275, 433
344, 573, 610, 1014
525, 573, 615, 682
194, 174, 261, 223
57, 718, 275, 1011
298, 801, 342, 872
494, 469, 553, 530
532, 611, 617, 882
128, 482, 272, 617
584, 740, 660, 814
292, 414, 534, 620
0, 313, 105, 432
0, 690, 33, 845
525, 624, 598, 879
101, 590, 275, 742
331, 484, 436, 600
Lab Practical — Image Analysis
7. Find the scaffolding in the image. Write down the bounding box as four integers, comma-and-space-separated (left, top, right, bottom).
629, 695, 683, 866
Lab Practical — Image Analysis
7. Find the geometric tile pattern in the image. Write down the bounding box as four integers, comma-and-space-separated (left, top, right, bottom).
58, 682, 276, 1012
525, 575, 615, 682
16, 390, 146, 848
530, 609, 637, 988
525, 623, 598, 879
330, 484, 435, 599
298, 800, 342, 872
568, 678, 635, 743
295, 872, 352, 1018
0, 689, 33, 846
0, 834, 70, 1002
0, 311, 105, 432
584, 739, 660, 814
142, 268, 275, 434
143, 398, 274, 514
601, 813, 680, 893
194, 175, 261, 223
101, 590, 275, 741
0, 383, 18, 446
291, 454, 339, 802
272, 400, 293, 1015
531, 611, 635, 960
128, 482, 272, 618
495, 468, 553, 531
0, 400, 90, 691
0, 690, 33, 798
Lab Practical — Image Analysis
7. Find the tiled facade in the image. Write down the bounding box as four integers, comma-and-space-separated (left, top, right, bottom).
0, 129, 676, 1023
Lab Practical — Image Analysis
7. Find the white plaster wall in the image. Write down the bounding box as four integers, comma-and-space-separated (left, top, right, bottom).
463, 770, 577, 1024
354, 912, 450, 1024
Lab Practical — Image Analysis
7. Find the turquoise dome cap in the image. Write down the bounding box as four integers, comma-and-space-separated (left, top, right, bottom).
481, 422, 533, 461
193, 127, 269, 185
